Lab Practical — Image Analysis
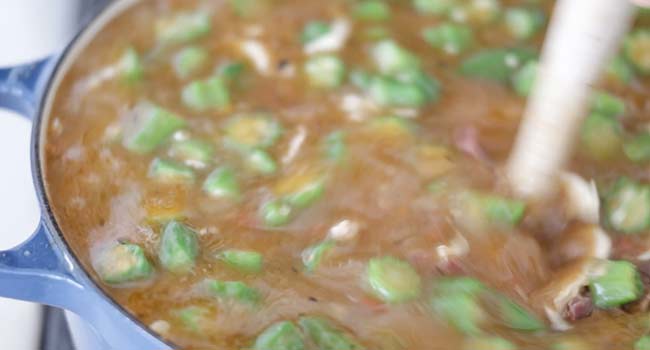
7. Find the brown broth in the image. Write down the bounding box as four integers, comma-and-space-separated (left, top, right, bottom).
44, 0, 650, 349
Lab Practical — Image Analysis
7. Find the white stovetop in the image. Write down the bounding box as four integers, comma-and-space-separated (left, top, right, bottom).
0, 111, 42, 349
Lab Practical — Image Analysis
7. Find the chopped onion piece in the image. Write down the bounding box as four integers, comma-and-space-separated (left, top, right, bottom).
304, 19, 351, 55
72, 65, 120, 98
281, 126, 308, 164
561, 172, 600, 224
340, 93, 378, 122
435, 234, 469, 261
591, 227, 612, 260
149, 320, 170, 334
328, 220, 361, 241
240, 40, 271, 75
544, 306, 572, 331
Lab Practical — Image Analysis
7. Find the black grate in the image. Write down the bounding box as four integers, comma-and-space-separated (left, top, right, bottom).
40, 307, 75, 350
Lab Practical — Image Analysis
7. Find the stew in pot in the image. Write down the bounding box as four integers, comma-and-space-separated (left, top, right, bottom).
44, 0, 650, 349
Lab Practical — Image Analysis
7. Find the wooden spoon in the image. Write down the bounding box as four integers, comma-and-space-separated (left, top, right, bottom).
506, 0, 637, 199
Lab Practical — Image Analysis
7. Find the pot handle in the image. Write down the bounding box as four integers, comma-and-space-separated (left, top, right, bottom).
0, 57, 82, 308
0, 225, 171, 350
0, 58, 56, 118
0, 223, 88, 310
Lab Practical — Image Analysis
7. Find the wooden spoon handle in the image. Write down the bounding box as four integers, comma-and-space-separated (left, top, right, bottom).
507, 0, 636, 199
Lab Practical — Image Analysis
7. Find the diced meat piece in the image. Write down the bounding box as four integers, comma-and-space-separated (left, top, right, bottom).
453, 126, 490, 162
531, 259, 597, 330
564, 293, 593, 321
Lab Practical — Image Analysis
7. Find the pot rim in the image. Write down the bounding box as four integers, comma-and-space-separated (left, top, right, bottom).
31, 0, 175, 347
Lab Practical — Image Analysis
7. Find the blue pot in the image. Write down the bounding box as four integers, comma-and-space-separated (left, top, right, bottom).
0, 1, 171, 349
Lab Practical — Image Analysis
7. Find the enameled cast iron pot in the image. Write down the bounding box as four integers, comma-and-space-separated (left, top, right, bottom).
0, 1, 172, 349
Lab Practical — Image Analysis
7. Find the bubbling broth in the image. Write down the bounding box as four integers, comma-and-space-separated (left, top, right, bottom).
44, 0, 650, 349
